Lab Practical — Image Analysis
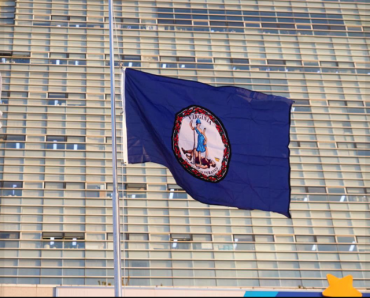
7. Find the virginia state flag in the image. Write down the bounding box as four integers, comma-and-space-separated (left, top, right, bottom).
125, 69, 293, 217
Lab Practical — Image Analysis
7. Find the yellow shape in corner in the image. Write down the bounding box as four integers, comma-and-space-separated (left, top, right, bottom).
323, 274, 362, 297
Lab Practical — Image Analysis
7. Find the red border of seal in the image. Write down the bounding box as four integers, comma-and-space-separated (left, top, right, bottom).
172, 105, 231, 183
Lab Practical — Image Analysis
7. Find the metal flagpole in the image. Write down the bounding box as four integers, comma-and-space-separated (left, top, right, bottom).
108, 0, 122, 296
120, 67, 128, 296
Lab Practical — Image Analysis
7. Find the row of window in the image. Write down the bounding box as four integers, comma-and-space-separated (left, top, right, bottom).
1, 241, 370, 253
1, 97, 369, 111
0, 277, 367, 288
2, 180, 370, 194
2, 60, 370, 75
12, 21, 370, 38
2, 231, 369, 245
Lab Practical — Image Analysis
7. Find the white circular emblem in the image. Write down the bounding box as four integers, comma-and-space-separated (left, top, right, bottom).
172, 106, 231, 183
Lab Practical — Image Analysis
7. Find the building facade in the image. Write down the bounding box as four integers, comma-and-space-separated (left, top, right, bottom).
0, 0, 369, 290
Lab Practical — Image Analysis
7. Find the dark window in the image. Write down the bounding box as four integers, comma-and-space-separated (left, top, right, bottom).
2, 181, 23, 188
294, 13, 310, 18
313, 25, 329, 30
46, 136, 67, 142
232, 59, 249, 64
174, 20, 191, 25
244, 17, 260, 22
0, 232, 20, 239
51, 15, 70, 21
157, 8, 173, 13
177, 57, 195, 62
330, 25, 346, 30
48, 93, 68, 99
175, 13, 191, 19
6, 135, 25, 141
158, 19, 174, 24
243, 11, 259, 16
262, 23, 278, 28
64, 233, 85, 240
42, 232, 64, 239
279, 23, 295, 29
260, 17, 277, 22
260, 11, 276, 16
1, 91, 10, 98
277, 12, 293, 17
175, 8, 191, 13
267, 59, 286, 65
210, 21, 226, 26
0, 52, 12, 56
277, 18, 294, 23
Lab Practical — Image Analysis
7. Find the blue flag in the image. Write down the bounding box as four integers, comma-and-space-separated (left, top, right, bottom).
125, 69, 293, 217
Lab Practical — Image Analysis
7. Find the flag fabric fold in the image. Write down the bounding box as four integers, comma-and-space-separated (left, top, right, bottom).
125, 68, 293, 217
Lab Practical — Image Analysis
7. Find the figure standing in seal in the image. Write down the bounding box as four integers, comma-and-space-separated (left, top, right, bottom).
187, 119, 210, 168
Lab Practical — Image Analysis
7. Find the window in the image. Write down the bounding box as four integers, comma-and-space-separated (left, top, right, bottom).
107, 233, 126, 241
48, 93, 68, 99
48, 99, 66, 106
0, 232, 19, 239
46, 136, 66, 150
122, 55, 141, 61
127, 234, 149, 241
171, 234, 192, 249
231, 58, 249, 64
46, 136, 66, 142
357, 237, 370, 244
192, 234, 212, 241
64, 233, 85, 240
267, 59, 286, 65
255, 235, 275, 242
42, 232, 64, 239
296, 235, 316, 243
233, 235, 254, 242
5, 135, 25, 149
306, 187, 326, 193
66, 143, 86, 150
51, 15, 70, 21
44, 182, 65, 189
2, 181, 23, 188
170, 234, 192, 241
125, 183, 146, 191
42, 232, 85, 249
167, 184, 182, 190
337, 237, 355, 243
6, 135, 25, 141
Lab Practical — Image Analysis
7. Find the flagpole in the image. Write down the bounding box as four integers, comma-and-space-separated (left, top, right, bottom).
108, 0, 122, 296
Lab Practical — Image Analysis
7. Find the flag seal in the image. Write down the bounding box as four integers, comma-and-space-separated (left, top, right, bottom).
172, 105, 231, 183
